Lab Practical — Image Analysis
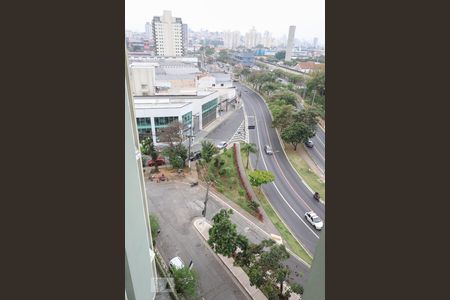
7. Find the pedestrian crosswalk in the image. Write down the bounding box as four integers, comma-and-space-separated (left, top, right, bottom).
229, 120, 249, 144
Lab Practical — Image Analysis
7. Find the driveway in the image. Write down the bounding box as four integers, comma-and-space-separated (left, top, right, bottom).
146, 180, 250, 300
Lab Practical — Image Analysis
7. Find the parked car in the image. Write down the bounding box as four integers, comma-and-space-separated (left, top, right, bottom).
169, 256, 185, 272
216, 141, 228, 150
305, 211, 324, 230
147, 156, 166, 167
305, 139, 314, 148
264, 145, 273, 155
189, 151, 202, 161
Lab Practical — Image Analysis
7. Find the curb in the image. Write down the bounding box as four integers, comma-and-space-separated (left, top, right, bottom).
197, 184, 311, 268
193, 218, 267, 300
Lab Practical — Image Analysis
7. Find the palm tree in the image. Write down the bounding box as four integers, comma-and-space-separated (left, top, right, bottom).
241, 143, 257, 169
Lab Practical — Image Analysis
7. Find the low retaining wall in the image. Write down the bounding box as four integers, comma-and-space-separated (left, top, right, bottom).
233, 143, 263, 221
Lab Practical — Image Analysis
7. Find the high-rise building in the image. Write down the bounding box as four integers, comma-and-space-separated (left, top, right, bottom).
125, 56, 158, 300
263, 31, 274, 48
145, 22, 152, 40
223, 30, 241, 49
245, 27, 258, 49
152, 10, 185, 57
232, 31, 241, 48
313, 37, 319, 49
285, 25, 296, 62
182, 23, 189, 51
223, 31, 233, 49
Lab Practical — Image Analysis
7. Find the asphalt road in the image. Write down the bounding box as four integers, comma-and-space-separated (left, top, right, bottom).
147, 181, 250, 300
191, 107, 244, 153
236, 82, 325, 256
305, 125, 326, 174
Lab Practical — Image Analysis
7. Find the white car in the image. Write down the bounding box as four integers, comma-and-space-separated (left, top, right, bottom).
305, 211, 324, 230
216, 141, 228, 150
169, 256, 185, 272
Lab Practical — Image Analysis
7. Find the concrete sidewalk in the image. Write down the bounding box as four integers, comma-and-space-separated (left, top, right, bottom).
193, 218, 267, 300
194, 218, 302, 300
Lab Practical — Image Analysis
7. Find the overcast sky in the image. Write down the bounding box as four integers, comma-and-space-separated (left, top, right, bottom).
125, 0, 325, 44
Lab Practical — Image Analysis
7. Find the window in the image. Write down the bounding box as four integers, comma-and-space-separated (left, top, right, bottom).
141, 84, 148, 89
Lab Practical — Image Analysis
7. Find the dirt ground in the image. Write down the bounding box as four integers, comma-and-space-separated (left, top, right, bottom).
143, 162, 199, 184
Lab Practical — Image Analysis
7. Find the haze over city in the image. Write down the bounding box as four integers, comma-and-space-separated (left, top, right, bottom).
126, 0, 325, 44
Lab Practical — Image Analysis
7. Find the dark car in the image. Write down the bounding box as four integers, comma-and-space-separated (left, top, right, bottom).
305, 139, 314, 148
148, 156, 166, 167
189, 151, 202, 161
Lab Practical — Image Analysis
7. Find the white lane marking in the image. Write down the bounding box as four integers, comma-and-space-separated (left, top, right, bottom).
314, 135, 325, 147
311, 145, 325, 162
246, 102, 320, 240
253, 93, 318, 211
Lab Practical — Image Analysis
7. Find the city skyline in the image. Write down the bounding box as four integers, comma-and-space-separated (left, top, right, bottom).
125, 0, 325, 45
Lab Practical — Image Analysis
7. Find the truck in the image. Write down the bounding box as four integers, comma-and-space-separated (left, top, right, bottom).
247, 116, 256, 129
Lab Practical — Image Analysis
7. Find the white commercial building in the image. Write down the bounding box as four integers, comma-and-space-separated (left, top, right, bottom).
152, 10, 185, 57
134, 92, 220, 143
129, 61, 237, 143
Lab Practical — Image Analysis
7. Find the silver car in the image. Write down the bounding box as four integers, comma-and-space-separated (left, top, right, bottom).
264, 145, 273, 155
216, 141, 228, 150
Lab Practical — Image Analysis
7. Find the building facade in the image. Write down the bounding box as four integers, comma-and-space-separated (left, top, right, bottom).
231, 52, 255, 67
125, 59, 158, 300
152, 10, 185, 57
134, 91, 220, 143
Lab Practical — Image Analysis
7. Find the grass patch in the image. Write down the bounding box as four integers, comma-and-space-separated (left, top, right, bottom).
211, 148, 254, 215
241, 148, 313, 265
284, 146, 325, 200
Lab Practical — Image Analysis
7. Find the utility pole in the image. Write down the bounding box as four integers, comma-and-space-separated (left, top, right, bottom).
187, 125, 194, 169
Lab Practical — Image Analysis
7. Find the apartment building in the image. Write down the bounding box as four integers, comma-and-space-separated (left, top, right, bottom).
125, 59, 158, 300
152, 10, 185, 57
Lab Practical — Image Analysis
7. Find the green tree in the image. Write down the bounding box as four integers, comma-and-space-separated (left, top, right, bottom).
248, 170, 275, 187
208, 209, 249, 258
271, 104, 295, 133
271, 91, 298, 106
163, 144, 188, 169
261, 82, 280, 97
172, 267, 198, 299
140, 137, 152, 155
141, 137, 160, 172
149, 214, 160, 244
294, 107, 320, 128
241, 143, 257, 169
247, 241, 303, 299
200, 140, 218, 163
281, 121, 315, 151
275, 51, 286, 60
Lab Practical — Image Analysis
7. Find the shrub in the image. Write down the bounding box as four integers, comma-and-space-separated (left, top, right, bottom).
238, 189, 245, 197
248, 201, 260, 212
149, 214, 160, 242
